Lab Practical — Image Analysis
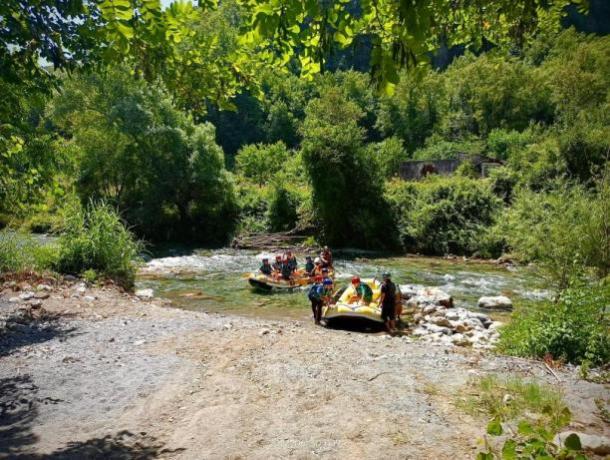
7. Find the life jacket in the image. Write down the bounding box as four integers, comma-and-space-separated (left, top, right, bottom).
308, 284, 323, 301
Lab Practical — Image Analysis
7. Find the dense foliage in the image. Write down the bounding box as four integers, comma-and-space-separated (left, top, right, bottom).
56, 202, 142, 288
300, 88, 394, 248
498, 282, 610, 366
386, 177, 502, 256
50, 68, 238, 243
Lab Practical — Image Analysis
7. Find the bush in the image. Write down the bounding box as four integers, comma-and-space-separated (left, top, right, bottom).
0, 230, 59, 274
497, 282, 610, 366
385, 176, 501, 256
300, 87, 396, 248
56, 201, 142, 288
235, 141, 290, 186
411, 135, 486, 160
235, 183, 269, 234
267, 184, 299, 232
500, 176, 610, 289
370, 136, 407, 178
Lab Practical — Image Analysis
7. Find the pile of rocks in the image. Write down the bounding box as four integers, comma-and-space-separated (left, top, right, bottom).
400, 285, 502, 349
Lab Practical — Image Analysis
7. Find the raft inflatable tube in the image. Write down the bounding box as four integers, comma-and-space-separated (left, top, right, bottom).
247, 269, 334, 291
322, 278, 384, 323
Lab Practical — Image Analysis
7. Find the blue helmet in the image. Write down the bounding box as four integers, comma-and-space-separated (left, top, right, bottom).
323, 278, 333, 286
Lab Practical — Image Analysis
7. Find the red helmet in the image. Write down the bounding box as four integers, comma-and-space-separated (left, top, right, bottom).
351, 276, 360, 284
275, 255, 282, 261
314, 275, 323, 283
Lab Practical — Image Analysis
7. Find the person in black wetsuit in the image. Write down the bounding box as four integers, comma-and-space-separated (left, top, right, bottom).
379, 272, 397, 334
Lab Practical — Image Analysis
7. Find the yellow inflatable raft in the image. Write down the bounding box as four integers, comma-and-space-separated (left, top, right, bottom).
322, 278, 383, 323
247, 269, 334, 291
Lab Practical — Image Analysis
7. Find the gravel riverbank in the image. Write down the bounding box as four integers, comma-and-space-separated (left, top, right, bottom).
0, 280, 607, 459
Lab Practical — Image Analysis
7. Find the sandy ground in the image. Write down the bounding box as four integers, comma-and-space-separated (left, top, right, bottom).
0, 281, 607, 459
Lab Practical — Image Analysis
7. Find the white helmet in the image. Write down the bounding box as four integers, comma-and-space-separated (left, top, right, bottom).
314, 257, 321, 264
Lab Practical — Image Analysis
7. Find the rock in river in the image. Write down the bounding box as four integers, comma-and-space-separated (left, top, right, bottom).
477, 295, 513, 310
135, 289, 154, 300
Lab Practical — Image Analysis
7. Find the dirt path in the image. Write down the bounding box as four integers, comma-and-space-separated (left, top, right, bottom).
0, 282, 607, 459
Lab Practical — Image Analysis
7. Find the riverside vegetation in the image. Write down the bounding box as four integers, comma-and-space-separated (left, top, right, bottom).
1, 1, 609, 455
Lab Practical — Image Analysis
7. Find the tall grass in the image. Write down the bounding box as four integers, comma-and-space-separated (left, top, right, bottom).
458, 375, 570, 433
0, 231, 59, 274
56, 201, 142, 288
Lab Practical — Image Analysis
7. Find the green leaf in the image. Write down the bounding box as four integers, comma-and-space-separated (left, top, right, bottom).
564, 433, 582, 451
476, 453, 494, 460
487, 418, 503, 436
517, 420, 533, 435
501, 439, 517, 460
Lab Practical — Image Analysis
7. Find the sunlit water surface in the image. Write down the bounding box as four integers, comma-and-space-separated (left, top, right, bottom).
136, 249, 550, 322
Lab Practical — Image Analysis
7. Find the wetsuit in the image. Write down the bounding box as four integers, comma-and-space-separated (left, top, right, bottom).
287, 256, 298, 272
280, 262, 292, 280
305, 260, 314, 275
308, 283, 324, 323
380, 280, 397, 321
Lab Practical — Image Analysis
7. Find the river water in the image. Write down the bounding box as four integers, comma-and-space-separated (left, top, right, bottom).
136, 249, 551, 322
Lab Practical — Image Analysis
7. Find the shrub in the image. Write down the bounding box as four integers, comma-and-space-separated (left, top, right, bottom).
235, 183, 269, 234
370, 136, 407, 178
385, 176, 501, 256
497, 282, 610, 366
267, 184, 299, 232
235, 141, 290, 186
411, 134, 486, 160
0, 230, 59, 274
500, 177, 610, 289
56, 201, 142, 288
300, 87, 396, 248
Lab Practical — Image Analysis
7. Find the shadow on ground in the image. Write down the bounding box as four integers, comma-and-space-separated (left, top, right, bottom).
324, 317, 411, 334
18, 431, 185, 459
0, 308, 78, 358
0, 375, 40, 456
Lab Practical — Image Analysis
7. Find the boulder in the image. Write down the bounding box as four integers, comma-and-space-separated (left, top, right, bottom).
408, 287, 453, 309
451, 334, 471, 347
412, 327, 429, 337
19, 292, 34, 301
425, 324, 451, 335
478, 295, 513, 310
36, 284, 53, 292
135, 289, 154, 300
398, 284, 419, 300
555, 432, 610, 455
431, 316, 452, 328
453, 322, 470, 334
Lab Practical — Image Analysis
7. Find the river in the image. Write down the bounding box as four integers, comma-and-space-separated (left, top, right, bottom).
136, 249, 551, 322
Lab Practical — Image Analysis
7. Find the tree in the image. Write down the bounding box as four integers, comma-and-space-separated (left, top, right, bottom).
239, 0, 585, 91
300, 87, 394, 248
235, 141, 290, 186
50, 68, 238, 243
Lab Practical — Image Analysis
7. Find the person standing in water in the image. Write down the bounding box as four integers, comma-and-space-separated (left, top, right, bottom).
379, 272, 397, 334
307, 275, 325, 325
